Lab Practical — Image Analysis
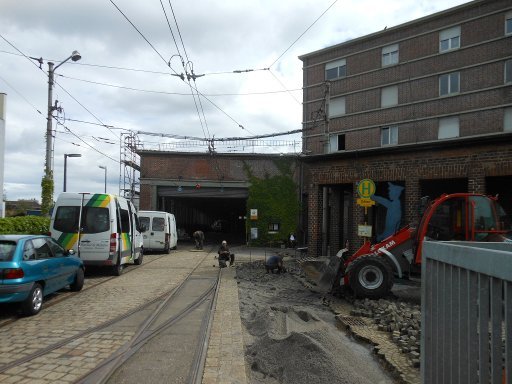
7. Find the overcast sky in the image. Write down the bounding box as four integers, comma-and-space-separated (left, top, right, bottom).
0, 0, 469, 202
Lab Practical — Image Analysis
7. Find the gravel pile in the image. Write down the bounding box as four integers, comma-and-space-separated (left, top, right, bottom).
236, 260, 395, 384
351, 298, 422, 367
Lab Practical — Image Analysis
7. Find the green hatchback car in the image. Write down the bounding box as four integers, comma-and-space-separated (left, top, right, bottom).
0, 234, 84, 316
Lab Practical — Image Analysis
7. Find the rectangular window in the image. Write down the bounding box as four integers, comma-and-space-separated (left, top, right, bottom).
438, 116, 460, 139
506, 59, 512, 84
440, 26, 461, 52
381, 126, 398, 146
439, 72, 460, 96
382, 44, 399, 66
505, 108, 512, 132
506, 11, 512, 35
268, 223, 280, 232
381, 85, 398, 107
329, 134, 345, 152
328, 97, 345, 117
325, 59, 346, 80
120, 209, 130, 234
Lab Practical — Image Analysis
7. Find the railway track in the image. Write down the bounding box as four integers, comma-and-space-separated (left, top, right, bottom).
0, 249, 220, 384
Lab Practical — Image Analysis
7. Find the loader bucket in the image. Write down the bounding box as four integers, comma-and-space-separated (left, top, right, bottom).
298, 255, 343, 292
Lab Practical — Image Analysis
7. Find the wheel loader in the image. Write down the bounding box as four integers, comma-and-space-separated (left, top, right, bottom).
301, 193, 512, 299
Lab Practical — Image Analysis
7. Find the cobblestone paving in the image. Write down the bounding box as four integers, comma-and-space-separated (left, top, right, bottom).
0, 252, 205, 383
330, 300, 420, 384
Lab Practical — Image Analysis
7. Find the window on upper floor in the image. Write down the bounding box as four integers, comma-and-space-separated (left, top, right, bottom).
382, 44, 399, 66
328, 97, 346, 118
506, 59, 512, 84
381, 85, 398, 108
329, 134, 346, 152
440, 26, 460, 52
325, 59, 346, 80
381, 126, 398, 146
439, 72, 460, 96
505, 108, 512, 132
506, 11, 512, 35
438, 116, 460, 139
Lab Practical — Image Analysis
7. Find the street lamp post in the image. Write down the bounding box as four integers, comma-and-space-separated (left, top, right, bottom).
63, 154, 81, 192
41, 50, 81, 214
98, 165, 107, 193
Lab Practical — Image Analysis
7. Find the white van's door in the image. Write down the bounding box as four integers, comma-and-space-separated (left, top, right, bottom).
52, 193, 112, 262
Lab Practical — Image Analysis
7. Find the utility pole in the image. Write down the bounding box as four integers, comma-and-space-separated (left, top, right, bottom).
41, 51, 81, 215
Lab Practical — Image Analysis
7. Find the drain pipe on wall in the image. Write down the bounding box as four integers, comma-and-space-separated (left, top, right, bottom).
322, 186, 328, 256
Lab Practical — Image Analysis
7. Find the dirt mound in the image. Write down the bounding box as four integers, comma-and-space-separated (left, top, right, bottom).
236, 260, 393, 384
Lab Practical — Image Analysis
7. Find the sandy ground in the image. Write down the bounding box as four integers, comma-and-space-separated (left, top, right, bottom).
236, 259, 396, 384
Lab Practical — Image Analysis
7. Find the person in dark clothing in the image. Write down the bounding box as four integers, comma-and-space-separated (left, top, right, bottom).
193, 230, 205, 250
217, 240, 234, 267
265, 254, 285, 274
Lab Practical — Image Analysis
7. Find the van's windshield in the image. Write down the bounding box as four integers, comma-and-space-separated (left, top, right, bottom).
54, 206, 110, 234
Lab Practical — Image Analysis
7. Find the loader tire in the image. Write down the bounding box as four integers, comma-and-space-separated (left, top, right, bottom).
349, 255, 393, 299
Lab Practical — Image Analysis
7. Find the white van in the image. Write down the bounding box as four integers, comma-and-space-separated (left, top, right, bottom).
50, 193, 144, 275
138, 211, 177, 253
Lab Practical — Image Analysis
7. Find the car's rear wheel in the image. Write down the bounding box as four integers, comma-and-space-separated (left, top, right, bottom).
21, 283, 43, 316
70, 268, 84, 291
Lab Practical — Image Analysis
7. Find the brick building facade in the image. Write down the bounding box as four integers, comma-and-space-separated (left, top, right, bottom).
138, 151, 300, 241
299, 0, 512, 257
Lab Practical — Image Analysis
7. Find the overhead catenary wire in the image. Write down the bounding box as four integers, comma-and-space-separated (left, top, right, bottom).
109, 0, 248, 137
268, 0, 339, 69
57, 73, 302, 96
0, 33, 120, 144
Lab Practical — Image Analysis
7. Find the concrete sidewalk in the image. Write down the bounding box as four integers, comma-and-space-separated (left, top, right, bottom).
201, 267, 247, 384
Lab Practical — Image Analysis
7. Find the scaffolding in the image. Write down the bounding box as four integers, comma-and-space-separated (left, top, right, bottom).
119, 131, 141, 207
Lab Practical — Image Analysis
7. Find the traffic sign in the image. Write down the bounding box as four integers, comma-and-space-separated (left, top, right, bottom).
357, 198, 376, 207
357, 179, 376, 198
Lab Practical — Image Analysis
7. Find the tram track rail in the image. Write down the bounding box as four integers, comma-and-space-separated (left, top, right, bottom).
0, 249, 218, 380
78, 268, 221, 383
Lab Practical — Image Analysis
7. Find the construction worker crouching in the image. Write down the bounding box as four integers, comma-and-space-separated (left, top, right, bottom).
265, 254, 286, 274
217, 240, 234, 268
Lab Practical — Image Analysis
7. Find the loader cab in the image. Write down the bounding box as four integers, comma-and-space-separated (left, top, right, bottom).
415, 193, 512, 263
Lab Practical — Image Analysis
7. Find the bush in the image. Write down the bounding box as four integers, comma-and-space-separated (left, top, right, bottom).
0, 216, 51, 235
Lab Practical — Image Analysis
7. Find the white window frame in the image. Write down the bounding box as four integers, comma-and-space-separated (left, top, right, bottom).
440, 26, 461, 52
382, 44, 399, 66
506, 59, 512, 84
329, 134, 345, 152
328, 97, 346, 118
438, 116, 460, 139
505, 108, 512, 132
381, 126, 398, 146
439, 72, 460, 96
381, 85, 398, 108
325, 59, 346, 80
506, 11, 512, 35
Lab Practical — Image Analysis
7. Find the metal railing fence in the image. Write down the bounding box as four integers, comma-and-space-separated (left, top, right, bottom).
422, 241, 512, 384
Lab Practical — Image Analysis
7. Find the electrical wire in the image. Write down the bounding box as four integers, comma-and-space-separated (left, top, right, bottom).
268, 0, 338, 68
57, 73, 302, 96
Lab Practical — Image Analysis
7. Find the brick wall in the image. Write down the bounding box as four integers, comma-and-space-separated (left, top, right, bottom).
139, 152, 300, 209
301, 0, 512, 155
304, 140, 512, 257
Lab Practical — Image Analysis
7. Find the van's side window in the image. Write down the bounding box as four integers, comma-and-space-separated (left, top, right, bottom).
139, 216, 150, 232
153, 217, 165, 231
120, 209, 130, 233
